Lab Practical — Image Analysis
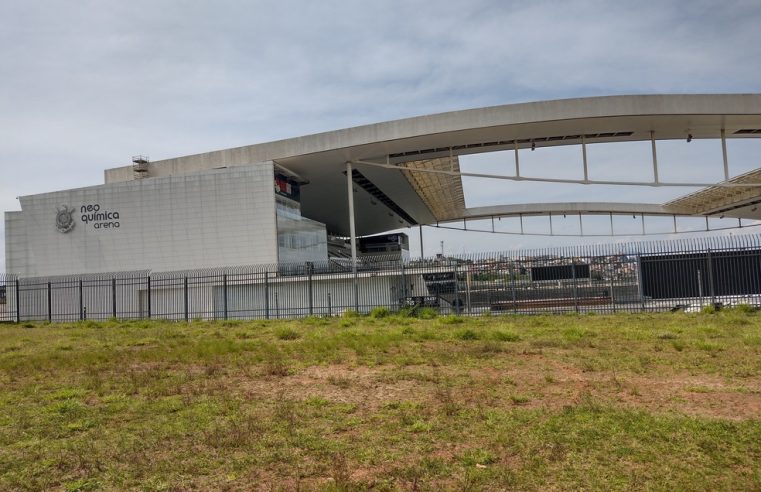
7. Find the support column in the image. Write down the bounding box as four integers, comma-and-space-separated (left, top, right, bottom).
581, 135, 589, 182
513, 140, 520, 177
419, 225, 424, 259
650, 131, 659, 184
346, 162, 359, 311
609, 212, 614, 236
721, 129, 730, 181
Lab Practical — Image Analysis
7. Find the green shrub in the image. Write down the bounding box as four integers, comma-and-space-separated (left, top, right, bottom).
732, 303, 756, 313
440, 315, 464, 325
275, 327, 300, 340
460, 448, 497, 466
510, 394, 531, 405
456, 329, 479, 340
417, 307, 438, 319
493, 330, 520, 342
657, 332, 678, 340
369, 306, 391, 319
341, 309, 360, 319
701, 304, 717, 314
396, 306, 415, 318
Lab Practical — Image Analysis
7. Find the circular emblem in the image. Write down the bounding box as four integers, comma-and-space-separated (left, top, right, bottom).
56, 205, 75, 233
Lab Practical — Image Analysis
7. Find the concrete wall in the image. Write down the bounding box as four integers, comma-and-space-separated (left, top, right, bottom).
6, 164, 279, 277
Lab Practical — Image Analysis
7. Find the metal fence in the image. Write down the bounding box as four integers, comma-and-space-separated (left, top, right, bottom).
4, 234, 761, 323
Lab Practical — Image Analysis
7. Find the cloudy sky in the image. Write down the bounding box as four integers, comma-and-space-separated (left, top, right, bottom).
2, 0, 761, 270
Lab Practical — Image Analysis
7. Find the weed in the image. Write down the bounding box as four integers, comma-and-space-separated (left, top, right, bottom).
330, 453, 351, 490
695, 340, 724, 354
275, 327, 301, 340
672, 340, 686, 352
434, 377, 459, 416
492, 330, 520, 342
461, 448, 497, 466
262, 350, 291, 376
417, 307, 438, 319
510, 394, 531, 405
440, 315, 464, 325
369, 306, 391, 319
408, 419, 433, 433
456, 329, 479, 340
701, 304, 717, 314
327, 375, 352, 389
731, 303, 756, 313
685, 385, 712, 393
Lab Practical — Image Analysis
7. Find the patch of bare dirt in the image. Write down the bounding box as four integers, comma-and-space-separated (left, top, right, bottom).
228, 360, 760, 421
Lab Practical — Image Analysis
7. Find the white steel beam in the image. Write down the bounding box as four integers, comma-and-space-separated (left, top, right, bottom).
650, 131, 659, 184
346, 161, 358, 309
721, 128, 730, 181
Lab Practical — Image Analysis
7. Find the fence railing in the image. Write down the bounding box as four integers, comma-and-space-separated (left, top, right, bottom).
3, 234, 761, 323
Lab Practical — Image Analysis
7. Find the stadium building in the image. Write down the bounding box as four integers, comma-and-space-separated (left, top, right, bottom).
5, 93, 761, 277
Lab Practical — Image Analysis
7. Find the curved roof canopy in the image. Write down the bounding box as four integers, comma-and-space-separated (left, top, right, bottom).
105, 94, 761, 236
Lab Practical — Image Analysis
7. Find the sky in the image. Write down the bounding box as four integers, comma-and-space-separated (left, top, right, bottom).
2, 0, 761, 270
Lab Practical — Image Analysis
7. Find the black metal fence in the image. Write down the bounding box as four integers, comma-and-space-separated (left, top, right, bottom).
3, 234, 761, 323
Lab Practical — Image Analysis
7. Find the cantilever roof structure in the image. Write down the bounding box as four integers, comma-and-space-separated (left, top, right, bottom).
104, 94, 761, 236
665, 168, 761, 218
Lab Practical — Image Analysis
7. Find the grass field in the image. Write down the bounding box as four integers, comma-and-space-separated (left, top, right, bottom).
1, 311, 760, 491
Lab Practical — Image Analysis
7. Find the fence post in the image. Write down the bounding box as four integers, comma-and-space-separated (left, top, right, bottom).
636, 254, 644, 312
465, 264, 472, 315
707, 249, 715, 304
609, 263, 616, 313
327, 292, 332, 317
401, 261, 408, 300
453, 263, 460, 315
47, 281, 52, 323
15, 278, 20, 323
264, 271, 270, 320
697, 269, 704, 304
78, 279, 83, 321
572, 260, 579, 313
183, 276, 189, 322
353, 269, 359, 313
223, 273, 228, 321
307, 263, 313, 316
511, 263, 517, 314
147, 275, 151, 319
111, 277, 117, 319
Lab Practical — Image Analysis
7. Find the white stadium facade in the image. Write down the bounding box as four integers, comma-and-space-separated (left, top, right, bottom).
4, 94, 761, 321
